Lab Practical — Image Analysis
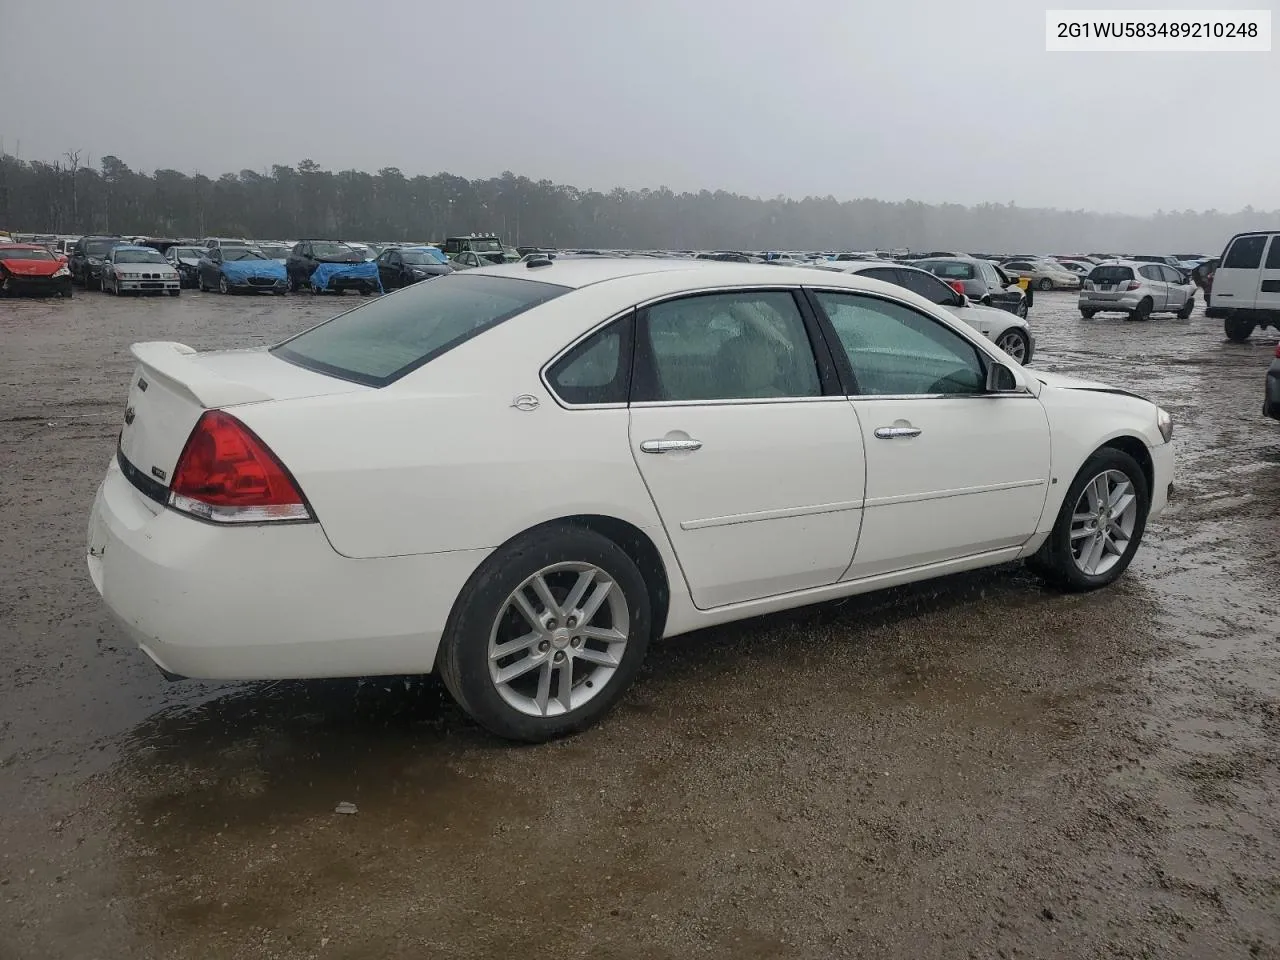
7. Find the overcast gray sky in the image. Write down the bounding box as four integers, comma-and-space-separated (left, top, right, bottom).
2, 0, 1276, 214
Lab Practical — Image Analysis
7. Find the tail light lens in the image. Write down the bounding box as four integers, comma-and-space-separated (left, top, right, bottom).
1275, 343, 1280, 359
946, 279, 966, 296
169, 411, 311, 523
1126, 281, 1142, 291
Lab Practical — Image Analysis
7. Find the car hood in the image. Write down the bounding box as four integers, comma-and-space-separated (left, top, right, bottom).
1033, 369, 1150, 403
1, 259, 63, 277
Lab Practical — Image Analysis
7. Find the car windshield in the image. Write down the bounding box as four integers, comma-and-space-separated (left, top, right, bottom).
83, 240, 118, 256
173, 247, 203, 259
401, 249, 448, 265
114, 249, 167, 264
223, 248, 267, 261
272, 274, 568, 387
312, 242, 357, 258
1089, 265, 1135, 283
0, 248, 54, 261
918, 260, 975, 280
464, 239, 501, 252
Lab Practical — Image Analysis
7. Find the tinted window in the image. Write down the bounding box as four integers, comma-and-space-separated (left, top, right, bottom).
547, 315, 633, 405
859, 267, 901, 284
633, 291, 820, 402
1138, 265, 1162, 281
898, 268, 958, 305
82, 239, 117, 256
273, 274, 568, 387
979, 262, 1002, 286
814, 292, 985, 397
1006, 262, 1033, 271
919, 260, 976, 280
1223, 235, 1267, 270
1265, 237, 1280, 270
1088, 265, 1134, 284
1160, 265, 1183, 283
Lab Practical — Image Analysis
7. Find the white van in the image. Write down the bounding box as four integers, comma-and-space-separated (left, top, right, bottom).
1207, 231, 1280, 341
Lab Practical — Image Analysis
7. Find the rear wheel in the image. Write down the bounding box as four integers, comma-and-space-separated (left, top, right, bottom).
288, 275, 301, 293
1029, 447, 1150, 591
1080, 308, 1096, 320
994, 328, 1031, 364
1177, 296, 1195, 319
1224, 315, 1255, 342
1127, 298, 1152, 322
1038, 277, 1053, 291
437, 525, 652, 742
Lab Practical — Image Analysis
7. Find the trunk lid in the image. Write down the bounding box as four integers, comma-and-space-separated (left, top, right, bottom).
118, 341, 367, 487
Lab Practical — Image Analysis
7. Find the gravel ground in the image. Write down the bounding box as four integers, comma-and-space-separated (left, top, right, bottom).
1, 286, 1278, 960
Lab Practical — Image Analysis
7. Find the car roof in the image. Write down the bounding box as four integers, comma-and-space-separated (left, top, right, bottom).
112, 245, 154, 252
1092, 259, 1145, 268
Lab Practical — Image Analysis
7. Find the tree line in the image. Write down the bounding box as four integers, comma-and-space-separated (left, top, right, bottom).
1, 151, 1276, 253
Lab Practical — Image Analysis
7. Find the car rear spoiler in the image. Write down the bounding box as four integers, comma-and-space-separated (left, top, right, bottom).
129, 341, 273, 408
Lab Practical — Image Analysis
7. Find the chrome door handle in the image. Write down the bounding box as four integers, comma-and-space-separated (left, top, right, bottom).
874, 426, 922, 439
640, 438, 703, 454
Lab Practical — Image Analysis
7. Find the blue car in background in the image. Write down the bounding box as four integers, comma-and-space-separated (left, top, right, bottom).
197, 245, 288, 295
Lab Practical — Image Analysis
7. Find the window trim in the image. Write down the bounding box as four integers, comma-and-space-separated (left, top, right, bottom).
801, 285, 1028, 401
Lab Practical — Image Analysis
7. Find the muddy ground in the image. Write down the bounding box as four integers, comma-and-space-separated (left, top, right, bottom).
1, 285, 1278, 959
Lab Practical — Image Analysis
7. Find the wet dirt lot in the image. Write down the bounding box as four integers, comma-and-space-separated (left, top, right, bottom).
1, 286, 1278, 960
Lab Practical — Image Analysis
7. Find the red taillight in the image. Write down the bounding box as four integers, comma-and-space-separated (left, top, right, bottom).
1126, 281, 1142, 291
946, 279, 966, 296
170, 410, 311, 523
1275, 343, 1280, 359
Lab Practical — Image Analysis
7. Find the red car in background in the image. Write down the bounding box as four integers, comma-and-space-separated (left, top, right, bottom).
0, 243, 73, 298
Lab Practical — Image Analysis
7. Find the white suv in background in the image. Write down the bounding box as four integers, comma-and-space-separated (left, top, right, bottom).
1206, 231, 1280, 342
1078, 260, 1196, 322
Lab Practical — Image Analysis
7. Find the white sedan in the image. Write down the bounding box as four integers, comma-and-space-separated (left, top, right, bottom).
88, 259, 1174, 741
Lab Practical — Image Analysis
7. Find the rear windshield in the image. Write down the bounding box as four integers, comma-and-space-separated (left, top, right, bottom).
1088, 265, 1134, 283
917, 260, 975, 280
272, 274, 568, 386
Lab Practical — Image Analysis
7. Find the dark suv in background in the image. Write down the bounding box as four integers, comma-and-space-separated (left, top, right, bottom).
285, 240, 374, 293
69, 236, 125, 290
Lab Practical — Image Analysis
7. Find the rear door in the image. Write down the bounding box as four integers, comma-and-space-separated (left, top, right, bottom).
1138, 265, 1168, 309
1259, 234, 1280, 312
1213, 233, 1268, 310
627, 288, 866, 609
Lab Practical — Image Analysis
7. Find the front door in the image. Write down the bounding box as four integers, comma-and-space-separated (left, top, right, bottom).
627, 289, 866, 609
807, 288, 1050, 579
1138, 265, 1168, 310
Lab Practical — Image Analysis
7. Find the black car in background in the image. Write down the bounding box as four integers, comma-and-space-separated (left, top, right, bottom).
69, 236, 125, 290
285, 240, 366, 292
912, 256, 1029, 318
374, 246, 454, 289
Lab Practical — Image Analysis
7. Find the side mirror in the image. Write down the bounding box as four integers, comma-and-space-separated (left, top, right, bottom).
986, 362, 1020, 392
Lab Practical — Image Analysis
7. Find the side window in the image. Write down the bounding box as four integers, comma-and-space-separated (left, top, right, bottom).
1223, 235, 1267, 270
1137, 265, 1157, 280
979, 262, 1000, 286
1161, 265, 1183, 283
1265, 236, 1280, 270
814, 292, 986, 397
633, 291, 820, 402
898, 268, 957, 305
546, 314, 634, 405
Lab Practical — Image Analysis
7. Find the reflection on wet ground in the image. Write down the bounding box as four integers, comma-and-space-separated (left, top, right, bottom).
1, 291, 1278, 958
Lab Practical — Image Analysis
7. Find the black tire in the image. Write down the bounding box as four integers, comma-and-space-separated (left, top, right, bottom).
288, 275, 301, 293
1127, 298, 1152, 322
1038, 277, 1053, 291
437, 524, 653, 742
1028, 447, 1150, 592
198, 274, 209, 293
1017, 299, 1029, 319
1224, 315, 1254, 342
61, 284, 73, 299
1080, 308, 1096, 319
994, 327, 1031, 365
1177, 296, 1194, 319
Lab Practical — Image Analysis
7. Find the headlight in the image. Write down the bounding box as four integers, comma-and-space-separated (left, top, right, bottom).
1156, 406, 1173, 443
53, 266, 70, 278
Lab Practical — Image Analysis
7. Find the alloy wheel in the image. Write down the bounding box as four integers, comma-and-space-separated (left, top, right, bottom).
995, 330, 1028, 363
487, 562, 629, 718
1070, 469, 1138, 576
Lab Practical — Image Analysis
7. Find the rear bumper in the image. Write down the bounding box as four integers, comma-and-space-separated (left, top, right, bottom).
1265, 362, 1280, 421
1079, 292, 1141, 311
86, 457, 490, 680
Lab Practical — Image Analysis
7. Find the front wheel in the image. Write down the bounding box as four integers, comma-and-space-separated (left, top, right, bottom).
1038, 277, 1053, 291
1080, 308, 1097, 319
218, 276, 230, 295
1127, 298, 1152, 322
994, 328, 1031, 365
1029, 448, 1150, 591
437, 525, 653, 742
1177, 296, 1195, 319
